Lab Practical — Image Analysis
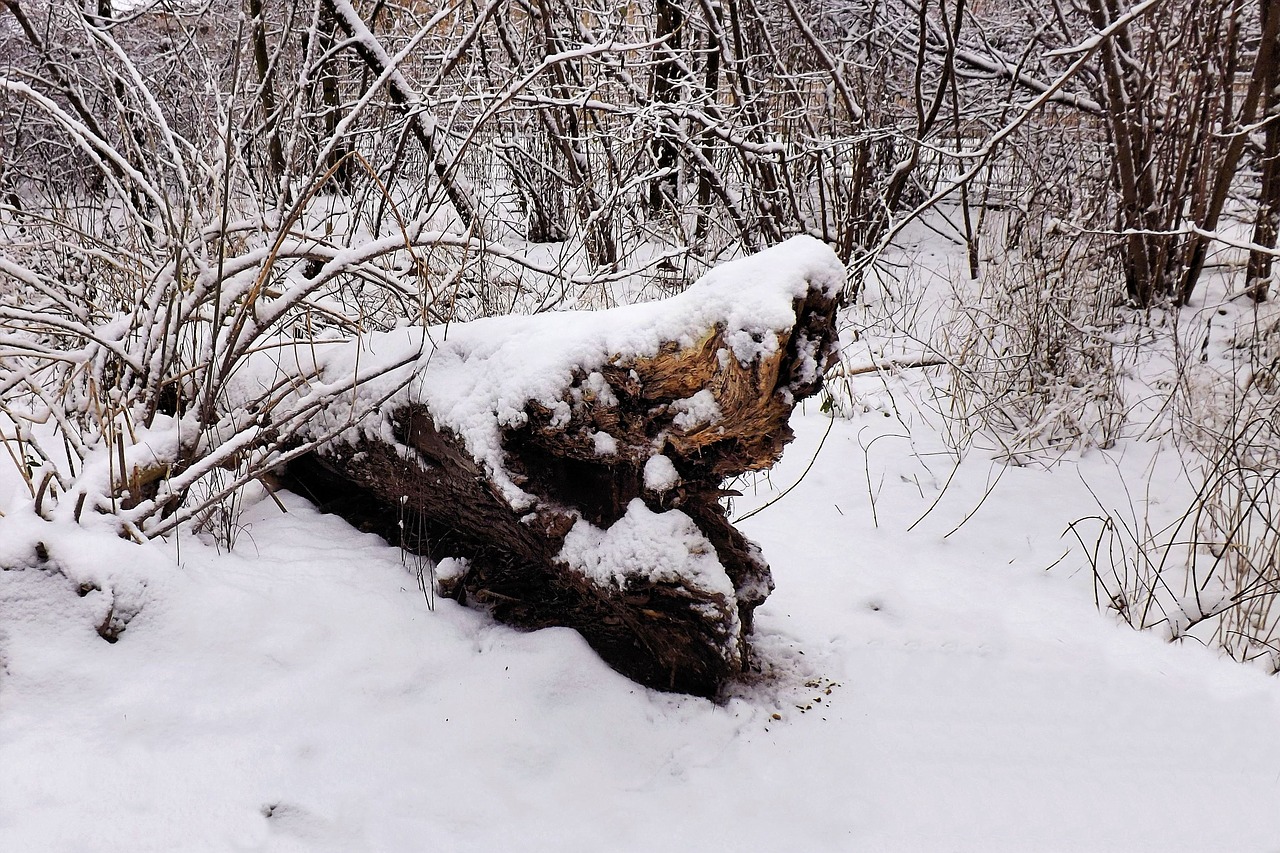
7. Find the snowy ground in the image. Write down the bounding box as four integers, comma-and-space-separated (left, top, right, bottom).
3, 404, 1280, 852
4, 229, 1280, 852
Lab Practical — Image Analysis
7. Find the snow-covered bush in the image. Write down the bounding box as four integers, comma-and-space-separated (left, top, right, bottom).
0, 3, 482, 541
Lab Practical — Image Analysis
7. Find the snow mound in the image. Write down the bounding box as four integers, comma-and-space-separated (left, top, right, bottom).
643, 454, 680, 492
559, 498, 735, 601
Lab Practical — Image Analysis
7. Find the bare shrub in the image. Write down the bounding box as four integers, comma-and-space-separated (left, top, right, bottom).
1076, 304, 1280, 673
936, 220, 1126, 462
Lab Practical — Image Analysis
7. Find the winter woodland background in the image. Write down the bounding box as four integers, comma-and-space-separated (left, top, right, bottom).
4, 0, 1280, 849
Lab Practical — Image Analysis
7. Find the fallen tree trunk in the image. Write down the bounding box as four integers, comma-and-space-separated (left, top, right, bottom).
255, 236, 843, 697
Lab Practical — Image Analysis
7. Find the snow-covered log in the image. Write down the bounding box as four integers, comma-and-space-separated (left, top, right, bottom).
251, 237, 843, 697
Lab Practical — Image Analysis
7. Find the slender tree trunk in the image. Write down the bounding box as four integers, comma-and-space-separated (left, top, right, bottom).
1247, 0, 1280, 301
1086, 0, 1170, 305
1178, 3, 1267, 304
2, 0, 151, 218
648, 0, 684, 215
248, 0, 287, 187
317, 3, 351, 192
694, 25, 720, 247
721, 0, 786, 243
518, 0, 616, 269
875, 0, 964, 237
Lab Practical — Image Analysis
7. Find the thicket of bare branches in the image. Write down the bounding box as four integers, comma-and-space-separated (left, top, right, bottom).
0, 0, 994, 537
932, 0, 1280, 307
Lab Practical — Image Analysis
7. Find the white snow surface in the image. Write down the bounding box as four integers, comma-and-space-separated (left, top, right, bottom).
5, 229, 1280, 852
228, 235, 843, 509
558, 498, 735, 603
4, 410, 1280, 852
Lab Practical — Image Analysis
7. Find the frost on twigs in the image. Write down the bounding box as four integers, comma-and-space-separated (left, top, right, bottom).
268, 237, 844, 697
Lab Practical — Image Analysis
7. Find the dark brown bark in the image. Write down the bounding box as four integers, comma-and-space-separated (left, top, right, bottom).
1086, 0, 1168, 305
492, 0, 615, 267
1178, 3, 1269, 304
1, 0, 154, 221
874, 0, 965, 246
316, 3, 352, 193
719, 0, 787, 244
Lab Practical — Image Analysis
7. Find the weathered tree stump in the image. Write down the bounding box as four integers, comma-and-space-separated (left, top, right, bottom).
272, 236, 843, 697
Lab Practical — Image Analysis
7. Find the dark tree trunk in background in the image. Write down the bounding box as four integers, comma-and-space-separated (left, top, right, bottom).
317, 3, 352, 192
1086, 0, 1173, 306
322, 0, 478, 226
648, 0, 684, 215
248, 0, 287, 187
1247, 0, 1280, 301
694, 24, 720, 247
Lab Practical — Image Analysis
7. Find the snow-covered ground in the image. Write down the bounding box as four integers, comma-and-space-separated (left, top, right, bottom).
4, 231, 1280, 852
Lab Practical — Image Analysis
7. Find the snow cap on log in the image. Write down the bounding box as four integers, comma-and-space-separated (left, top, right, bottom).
276, 234, 842, 501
